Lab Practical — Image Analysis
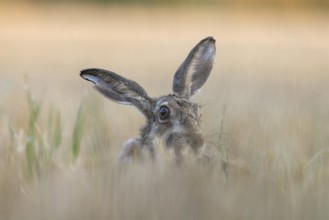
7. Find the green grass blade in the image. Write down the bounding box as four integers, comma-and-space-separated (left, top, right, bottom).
71, 103, 86, 162
24, 81, 42, 178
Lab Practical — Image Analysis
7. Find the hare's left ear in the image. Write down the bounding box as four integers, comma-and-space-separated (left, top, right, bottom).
80, 68, 153, 118
173, 37, 216, 99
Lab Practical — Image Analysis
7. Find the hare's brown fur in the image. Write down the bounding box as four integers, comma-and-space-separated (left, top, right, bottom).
80, 37, 216, 164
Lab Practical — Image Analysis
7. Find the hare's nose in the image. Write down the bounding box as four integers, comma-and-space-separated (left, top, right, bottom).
187, 133, 204, 153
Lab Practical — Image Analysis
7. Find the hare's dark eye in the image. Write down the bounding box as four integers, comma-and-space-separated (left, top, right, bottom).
159, 106, 170, 121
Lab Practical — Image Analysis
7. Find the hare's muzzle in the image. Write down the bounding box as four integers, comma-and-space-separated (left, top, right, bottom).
165, 131, 204, 153
186, 132, 205, 153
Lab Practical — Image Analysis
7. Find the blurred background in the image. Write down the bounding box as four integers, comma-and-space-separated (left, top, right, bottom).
1, 0, 329, 6
1, 0, 328, 143
1, 0, 329, 220
1, 0, 328, 121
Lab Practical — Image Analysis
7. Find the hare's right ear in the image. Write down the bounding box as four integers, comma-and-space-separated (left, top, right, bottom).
173, 37, 216, 99
80, 68, 153, 117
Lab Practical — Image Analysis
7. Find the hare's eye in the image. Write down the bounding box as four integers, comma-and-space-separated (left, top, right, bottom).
159, 106, 170, 121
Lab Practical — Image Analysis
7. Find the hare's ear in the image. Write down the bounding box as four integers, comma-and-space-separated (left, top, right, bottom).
173, 37, 216, 99
80, 68, 153, 117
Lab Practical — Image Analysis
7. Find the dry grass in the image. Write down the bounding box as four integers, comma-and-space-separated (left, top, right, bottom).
1, 3, 329, 220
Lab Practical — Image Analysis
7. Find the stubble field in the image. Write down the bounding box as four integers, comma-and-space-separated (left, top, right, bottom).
0, 3, 329, 220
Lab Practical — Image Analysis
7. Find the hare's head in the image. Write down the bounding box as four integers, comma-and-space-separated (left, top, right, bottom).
80, 37, 215, 163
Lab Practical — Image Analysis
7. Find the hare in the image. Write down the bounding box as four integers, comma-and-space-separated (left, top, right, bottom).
80, 36, 216, 164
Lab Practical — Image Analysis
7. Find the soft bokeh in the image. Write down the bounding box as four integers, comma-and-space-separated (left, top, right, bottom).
0, 1, 329, 220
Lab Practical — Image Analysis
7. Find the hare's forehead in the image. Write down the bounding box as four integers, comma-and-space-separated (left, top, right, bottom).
155, 96, 199, 111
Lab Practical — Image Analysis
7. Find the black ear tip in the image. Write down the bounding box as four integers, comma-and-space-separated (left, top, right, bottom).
198, 36, 216, 46
204, 36, 215, 43
80, 68, 98, 78
80, 71, 90, 80
80, 70, 86, 77
80, 69, 95, 81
